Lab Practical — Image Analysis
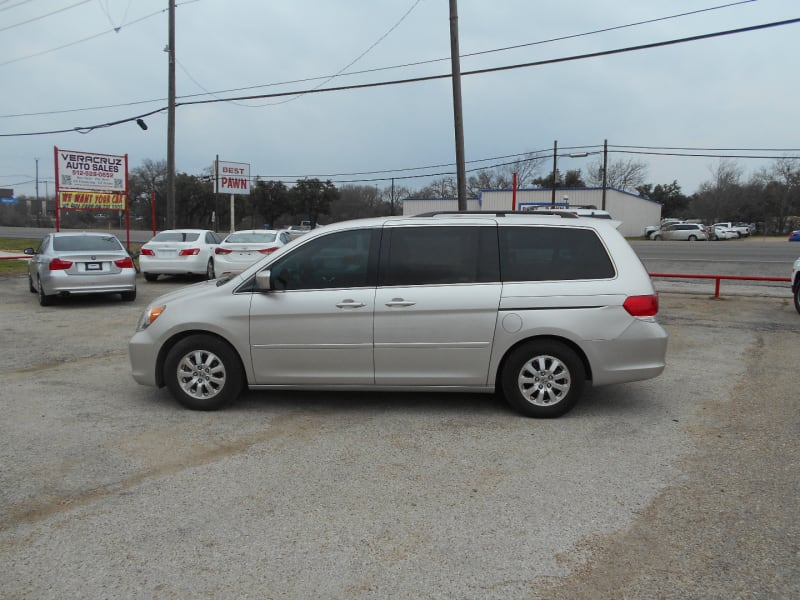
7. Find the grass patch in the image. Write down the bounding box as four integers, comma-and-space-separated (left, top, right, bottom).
0, 237, 39, 275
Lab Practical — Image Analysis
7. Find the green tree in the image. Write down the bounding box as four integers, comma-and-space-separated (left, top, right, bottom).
175, 173, 215, 229
330, 185, 391, 221
636, 181, 688, 218
291, 178, 337, 226
532, 168, 585, 188
252, 180, 291, 229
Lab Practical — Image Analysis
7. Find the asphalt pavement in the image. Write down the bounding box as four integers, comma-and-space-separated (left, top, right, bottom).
0, 269, 798, 598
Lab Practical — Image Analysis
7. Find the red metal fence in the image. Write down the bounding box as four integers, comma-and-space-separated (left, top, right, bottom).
648, 272, 791, 298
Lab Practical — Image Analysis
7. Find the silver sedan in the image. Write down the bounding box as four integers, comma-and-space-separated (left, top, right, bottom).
25, 232, 137, 306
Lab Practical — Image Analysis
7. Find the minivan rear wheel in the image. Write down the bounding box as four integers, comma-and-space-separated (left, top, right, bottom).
501, 340, 585, 418
794, 282, 800, 315
164, 334, 243, 410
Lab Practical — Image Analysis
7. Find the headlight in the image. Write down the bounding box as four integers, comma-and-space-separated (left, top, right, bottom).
137, 305, 166, 330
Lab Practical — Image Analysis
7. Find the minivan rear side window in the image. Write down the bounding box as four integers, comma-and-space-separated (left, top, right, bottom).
381, 226, 499, 286
499, 226, 615, 281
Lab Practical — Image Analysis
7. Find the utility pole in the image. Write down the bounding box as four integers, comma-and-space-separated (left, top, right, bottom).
448, 0, 467, 211
550, 140, 558, 206
166, 0, 176, 228
602, 139, 608, 210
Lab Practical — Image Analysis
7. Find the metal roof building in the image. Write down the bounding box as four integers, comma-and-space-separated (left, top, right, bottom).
402, 187, 662, 238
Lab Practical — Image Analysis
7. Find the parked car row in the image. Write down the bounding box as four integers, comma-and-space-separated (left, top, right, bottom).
137, 228, 294, 281
646, 220, 754, 241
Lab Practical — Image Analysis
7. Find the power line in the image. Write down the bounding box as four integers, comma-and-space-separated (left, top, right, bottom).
0, 0, 200, 67
0, 0, 758, 118
0, 0, 90, 33
2, 17, 799, 137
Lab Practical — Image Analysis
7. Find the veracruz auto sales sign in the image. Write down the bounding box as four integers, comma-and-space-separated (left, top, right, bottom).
56, 148, 127, 192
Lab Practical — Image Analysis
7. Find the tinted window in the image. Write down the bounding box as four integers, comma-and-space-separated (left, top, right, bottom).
270, 228, 376, 290
225, 231, 277, 243
152, 231, 199, 242
52, 235, 123, 252
381, 226, 499, 286
499, 226, 615, 281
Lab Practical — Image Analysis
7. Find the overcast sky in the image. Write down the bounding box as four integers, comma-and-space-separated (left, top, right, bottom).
2, 0, 799, 200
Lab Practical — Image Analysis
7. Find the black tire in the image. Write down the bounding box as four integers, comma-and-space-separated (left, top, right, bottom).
121, 288, 137, 302
205, 258, 215, 280
653, 234, 662, 241
688, 235, 697, 241
794, 281, 800, 315
501, 340, 585, 418
163, 334, 243, 410
28, 274, 36, 293
143, 273, 159, 282
37, 276, 53, 306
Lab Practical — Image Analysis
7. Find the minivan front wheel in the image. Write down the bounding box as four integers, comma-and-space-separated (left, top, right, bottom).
164, 335, 243, 410
501, 340, 585, 418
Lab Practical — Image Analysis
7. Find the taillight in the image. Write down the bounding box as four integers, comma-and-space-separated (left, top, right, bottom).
115, 257, 134, 269
215, 247, 232, 255
49, 258, 73, 271
179, 248, 200, 256
140, 248, 155, 256
258, 247, 279, 254
623, 294, 659, 317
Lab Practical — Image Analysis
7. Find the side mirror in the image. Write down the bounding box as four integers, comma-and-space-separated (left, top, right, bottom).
23, 248, 35, 255
254, 269, 273, 291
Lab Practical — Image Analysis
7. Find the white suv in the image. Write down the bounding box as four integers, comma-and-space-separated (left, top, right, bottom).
130, 213, 668, 418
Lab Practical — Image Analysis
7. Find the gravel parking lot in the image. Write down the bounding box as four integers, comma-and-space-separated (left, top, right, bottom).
1, 272, 798, 599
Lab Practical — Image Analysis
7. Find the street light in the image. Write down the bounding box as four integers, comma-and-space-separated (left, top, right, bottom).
550, 141, 590, 206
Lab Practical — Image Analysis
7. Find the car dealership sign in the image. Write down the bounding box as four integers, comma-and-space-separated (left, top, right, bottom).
55, 148, 127, 193
215, 160, 250, 195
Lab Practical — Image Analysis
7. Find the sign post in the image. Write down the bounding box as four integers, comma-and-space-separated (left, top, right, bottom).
215, 159, 250, 233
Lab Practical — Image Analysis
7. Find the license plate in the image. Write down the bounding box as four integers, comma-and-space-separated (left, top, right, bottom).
86, 262, 102, 271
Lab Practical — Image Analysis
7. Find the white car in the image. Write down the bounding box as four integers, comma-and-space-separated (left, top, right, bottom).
712, 222, 749, 238
213, 229, 292, 277
710, 225, 738, 240
139, 229, 223, 282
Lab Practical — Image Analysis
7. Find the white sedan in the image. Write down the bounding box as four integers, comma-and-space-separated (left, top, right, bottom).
213, 229, 292, 277
711, 225, 738, 240
139, 229, 223, 281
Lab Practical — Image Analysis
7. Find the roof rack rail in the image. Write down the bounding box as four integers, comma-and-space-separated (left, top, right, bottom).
413, 210, 579, 218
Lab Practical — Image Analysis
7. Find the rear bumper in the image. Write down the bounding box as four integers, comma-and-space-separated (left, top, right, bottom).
139, 255, 208, 274
584, 319, 668, 386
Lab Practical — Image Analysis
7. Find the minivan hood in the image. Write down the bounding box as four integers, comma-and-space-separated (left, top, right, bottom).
145, 279, 221, 308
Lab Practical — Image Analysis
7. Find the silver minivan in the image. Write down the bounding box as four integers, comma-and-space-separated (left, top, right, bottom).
130, 213, 667, 418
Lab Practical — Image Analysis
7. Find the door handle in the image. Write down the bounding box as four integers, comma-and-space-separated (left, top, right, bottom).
385, 298, 416, 307
336, 300, 366, 309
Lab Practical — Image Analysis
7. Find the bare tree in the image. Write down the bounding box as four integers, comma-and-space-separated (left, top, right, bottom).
412, 177, 458, 198
467, 152, 548, 196
586, 158, 647, 191
690, 160, 745, 222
